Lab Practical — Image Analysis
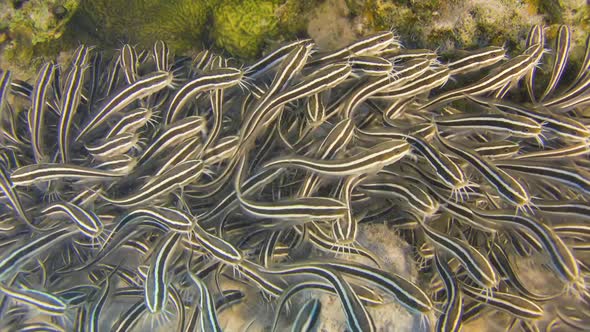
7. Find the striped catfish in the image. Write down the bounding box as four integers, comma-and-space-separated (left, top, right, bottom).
433, 253, 463, 332
0, 163, 32, 227
298, 118, 355, 197
372, 67, 450, 100
571, 35, 590, 87
0, 70, 12, 119
28, 62, 55, 163
192, 220, 243, 264
292, 298, 322, 332
338, 74, 408, 119
11, 163, 125, 186
468, 96, 590, 142
102, 160, 204, 207
460, 283, 543, 320
495, 160, 590, 196
126, 206, 194, 234
0, 284, 67, 316
145, 232, 181, 314
359, 177, 439, 219
111, 299, 147, 332
244, 39, 313, 77
349, 55, 394, 76
203, 135, 239, 166
84, 133, 138, 161
381, 97, 414, 123
59, 60, 88, 162
263, 140, 410, 176
488, 241, 562, 301
41, 201, 103, 239
237, 188, 348, 222
262, 264, 376, 332
254, 43, 314, 109
446, 46, 506, 76
93, 155, 137, 174
523, 25, 544, 102
87, 267, 116, 332
315, 260, 433, 315
540, 25, 571, 101
308, 31, 396, 65
357, 127, 468, 196
473, 208, 581, 289
304, 93, 326, 128
153, 40, 171, 72
533, 200, 590, 220
514, 143, 590, 160
137, 116, 205, 166
378, 47, 438, 62
187, 270, 222, 332
471, 141, 520, 160
165, 68, 243, 124
76, 71, 173, 140
419, 217, 498, 290
240, 62, 352, 149
334, 174, 365, 244
270, 281, 383, 332
434, 112, 542, 139
119, 44, 139, 84
437, 135, 531, 210
104, 107, 152, 139
0, 228, 74, 281
421, 42, 544, 109
199, 89, 224, 157
154, 137, 202, 176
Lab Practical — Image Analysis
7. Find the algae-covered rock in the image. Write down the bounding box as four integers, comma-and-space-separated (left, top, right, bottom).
0, 0, 79, 67
212, 0, 319, 59
79, 0, 215, 52
362, 0, 544, 52
80, 0, 317, 59
1, 0, 589, 77
211, 0, 280, 59
1, 0, 79, 45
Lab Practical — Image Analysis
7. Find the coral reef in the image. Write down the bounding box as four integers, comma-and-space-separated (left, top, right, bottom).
0, 0, 79, 74
78, 0, 213, 52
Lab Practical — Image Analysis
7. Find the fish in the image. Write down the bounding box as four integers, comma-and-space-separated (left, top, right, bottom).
76, 71, 173, 139
0, 27, 587, 331
263, 140, 410, 176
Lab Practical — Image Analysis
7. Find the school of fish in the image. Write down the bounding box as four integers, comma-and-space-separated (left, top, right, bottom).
0, 24, 589, 331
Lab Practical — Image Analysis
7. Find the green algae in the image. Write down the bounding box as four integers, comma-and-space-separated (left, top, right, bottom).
79, 0, 214, 52
211, 0, 280, 59
212, 0, 318, 59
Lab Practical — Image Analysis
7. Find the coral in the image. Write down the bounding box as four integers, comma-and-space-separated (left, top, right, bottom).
211, 0, 281, 59
79, 0, 214, 52
1, 0, 589, 77
80, 0, 318, 59
3, 0, 79, 45
358, 0, 543, 52
0, 0, 79, 69
276, 0, 320, 38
